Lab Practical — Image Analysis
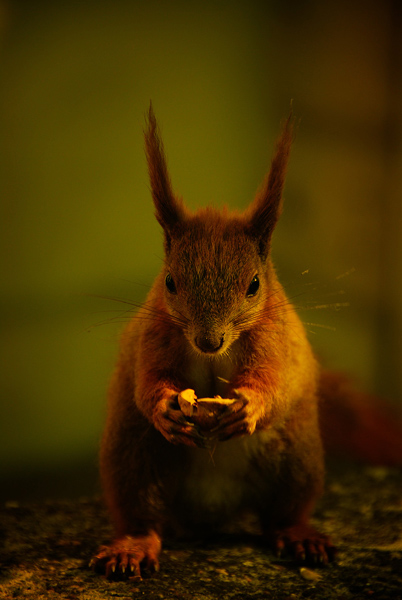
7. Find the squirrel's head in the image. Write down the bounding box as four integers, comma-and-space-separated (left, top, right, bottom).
144, 104, 293, 356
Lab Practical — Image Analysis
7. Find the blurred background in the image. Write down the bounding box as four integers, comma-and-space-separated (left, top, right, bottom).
1, 0, 401, 501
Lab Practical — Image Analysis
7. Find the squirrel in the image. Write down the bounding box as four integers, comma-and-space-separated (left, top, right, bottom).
91, 105, 402, 579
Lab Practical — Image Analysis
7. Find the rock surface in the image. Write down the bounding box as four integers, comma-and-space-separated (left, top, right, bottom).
0, 461, 401, 599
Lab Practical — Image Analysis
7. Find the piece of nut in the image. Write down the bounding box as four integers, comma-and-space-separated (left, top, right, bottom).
177, 389, 198, 417
178, 389, 235, 430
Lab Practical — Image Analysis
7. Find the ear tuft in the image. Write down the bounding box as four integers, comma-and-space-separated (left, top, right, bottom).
246, 112, 294, 259
144, 103, 186, 242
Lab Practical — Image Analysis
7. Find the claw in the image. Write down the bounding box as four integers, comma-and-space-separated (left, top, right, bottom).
275, 537, 285, 558
316, 543, 328, 565
293, 542, 306, 563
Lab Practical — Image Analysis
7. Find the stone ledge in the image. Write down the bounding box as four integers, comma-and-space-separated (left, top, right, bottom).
0, 462, 401, 600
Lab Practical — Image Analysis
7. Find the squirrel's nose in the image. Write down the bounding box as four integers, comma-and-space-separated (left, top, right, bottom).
195, 333, 225, 354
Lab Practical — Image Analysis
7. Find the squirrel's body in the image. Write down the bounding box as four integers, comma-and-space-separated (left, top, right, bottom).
93, 106, 401, 578
100, 239, 323, 540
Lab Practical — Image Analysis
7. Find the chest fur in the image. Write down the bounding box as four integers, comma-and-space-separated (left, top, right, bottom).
184, 345, 239, 398
180, 431, 279, 523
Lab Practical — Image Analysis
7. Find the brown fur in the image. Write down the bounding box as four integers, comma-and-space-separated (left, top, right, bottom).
92, 106, 400, 578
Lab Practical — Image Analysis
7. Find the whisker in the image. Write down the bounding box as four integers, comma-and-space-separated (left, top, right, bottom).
86, 293, 189, 331
86, 293, 145, 309
231, 282, 349, 336
297, 302, 350, 311
302, 322, 337, 331
170, 306, 190, 324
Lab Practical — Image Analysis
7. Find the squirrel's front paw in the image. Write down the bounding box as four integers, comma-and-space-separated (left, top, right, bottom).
153, 394, 208, 447
210, 389, 263, 441
90, 531, 162, 579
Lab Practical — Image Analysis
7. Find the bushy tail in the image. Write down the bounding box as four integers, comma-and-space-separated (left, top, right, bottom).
318, 370, 402, 466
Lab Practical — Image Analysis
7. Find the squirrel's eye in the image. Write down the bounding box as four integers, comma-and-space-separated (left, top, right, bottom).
165, 273, 177, 294
246, 275, 259, 297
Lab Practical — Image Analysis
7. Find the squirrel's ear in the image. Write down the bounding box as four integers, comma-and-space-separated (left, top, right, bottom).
245, 113, 294, 259
144, 103, 186, 250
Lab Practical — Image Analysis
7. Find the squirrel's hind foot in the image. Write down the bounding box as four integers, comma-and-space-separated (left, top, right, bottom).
90, 531, 161, 579
267, 524, 337, 566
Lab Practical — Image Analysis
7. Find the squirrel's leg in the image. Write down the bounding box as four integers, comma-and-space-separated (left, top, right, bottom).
258, 421, 336, 564
92, 407, 167, 579
262, 496, 337, 565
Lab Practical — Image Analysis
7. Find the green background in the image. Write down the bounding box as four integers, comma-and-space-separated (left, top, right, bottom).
1, 0, 401, 499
